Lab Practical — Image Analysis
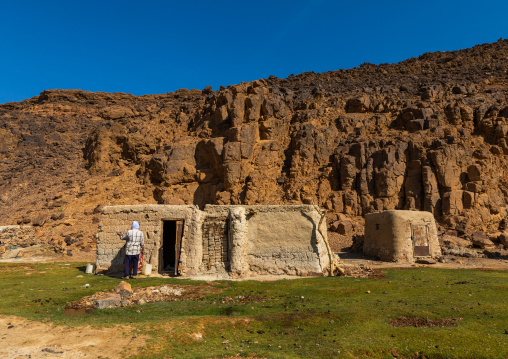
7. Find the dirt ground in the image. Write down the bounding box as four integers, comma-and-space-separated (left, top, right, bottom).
1, 251, 507, 359
338, 253, 508, 271
0, 315, 147, 359
0, 246, 96, 264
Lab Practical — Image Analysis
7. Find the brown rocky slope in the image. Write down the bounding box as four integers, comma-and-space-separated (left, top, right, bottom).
1, 39, 508, 256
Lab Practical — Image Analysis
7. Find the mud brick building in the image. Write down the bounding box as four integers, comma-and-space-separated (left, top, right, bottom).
363, 210, 441, 262
96, 204, 330, 278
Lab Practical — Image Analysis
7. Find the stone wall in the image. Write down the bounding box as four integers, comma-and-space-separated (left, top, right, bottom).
97, 205, 202, 274
363, 210, 441, 262
201, 216, 229, 269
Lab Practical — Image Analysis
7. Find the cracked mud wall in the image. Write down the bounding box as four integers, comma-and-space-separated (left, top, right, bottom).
244, 206, 329, 275
97, 204, 329, 277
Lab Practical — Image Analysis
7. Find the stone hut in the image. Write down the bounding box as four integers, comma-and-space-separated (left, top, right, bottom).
363, 210, 441, 262
96, 204, 330, 278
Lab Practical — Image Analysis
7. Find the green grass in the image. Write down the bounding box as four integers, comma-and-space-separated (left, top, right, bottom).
0, 262, 507, 358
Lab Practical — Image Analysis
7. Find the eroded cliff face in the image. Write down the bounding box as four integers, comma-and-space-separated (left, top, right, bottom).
1, 40, 508, 253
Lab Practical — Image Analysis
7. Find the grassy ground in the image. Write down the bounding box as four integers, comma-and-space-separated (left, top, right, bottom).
0, 262, 507, 358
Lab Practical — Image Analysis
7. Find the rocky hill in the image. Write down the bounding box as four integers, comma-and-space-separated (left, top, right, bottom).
1, 39, 508, 256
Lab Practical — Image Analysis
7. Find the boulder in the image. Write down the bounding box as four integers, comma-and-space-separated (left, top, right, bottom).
93, 204, 104, 214
32, 213, 48, 227
416, 258, 437, 264
64, 236, 78, 246
470, 231, 495, 249
337, 220, 353, 235
345, 96, 372, 113
93, 294, 122, 309
100, 105, 134, 120
467, 164, 482, 181
329, 221, 341, 232
455, 218, 471, 235
441, 234, 472, 248
498, 232, 508, 249
159, 286, 182, 296
115, 281, 133, 297
465, 182, 482, 193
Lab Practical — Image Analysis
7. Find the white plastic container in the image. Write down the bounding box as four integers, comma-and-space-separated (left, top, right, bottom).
85, 263, 95, 274
142, 263, 152, 276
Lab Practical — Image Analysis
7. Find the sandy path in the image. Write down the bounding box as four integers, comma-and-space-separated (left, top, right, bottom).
0, 315, 147, 359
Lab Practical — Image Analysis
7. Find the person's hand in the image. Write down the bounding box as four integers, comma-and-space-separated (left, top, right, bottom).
116, 231, 122, 236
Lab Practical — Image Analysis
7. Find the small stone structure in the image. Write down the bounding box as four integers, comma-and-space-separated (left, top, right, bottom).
363, 210, 441, 262
0, 225, 37, 258
96, 204, 330, 278
0, 226, 36, 247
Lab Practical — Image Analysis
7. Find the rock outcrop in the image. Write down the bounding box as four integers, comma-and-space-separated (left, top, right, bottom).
2, 40, 508, 253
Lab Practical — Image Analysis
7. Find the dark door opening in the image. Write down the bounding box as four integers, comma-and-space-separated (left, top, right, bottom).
160, 220, 184, 275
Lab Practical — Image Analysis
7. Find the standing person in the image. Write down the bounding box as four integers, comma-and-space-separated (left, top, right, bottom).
117, 221, 144, 279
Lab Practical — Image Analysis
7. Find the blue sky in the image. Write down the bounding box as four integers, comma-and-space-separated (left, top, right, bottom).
1, 0, 507, 104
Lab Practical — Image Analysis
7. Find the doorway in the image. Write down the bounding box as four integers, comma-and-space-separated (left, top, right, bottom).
412, 224, 430, 257
160, 220, 184, 275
